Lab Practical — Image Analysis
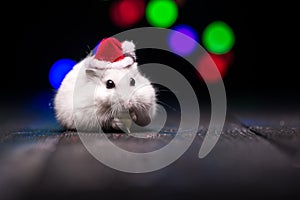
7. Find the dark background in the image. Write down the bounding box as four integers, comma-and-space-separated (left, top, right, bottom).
9, 0, 300, 111
3, 1, 300, 200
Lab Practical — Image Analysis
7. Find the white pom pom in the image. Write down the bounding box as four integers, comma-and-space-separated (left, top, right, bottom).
122, 40, 136, 59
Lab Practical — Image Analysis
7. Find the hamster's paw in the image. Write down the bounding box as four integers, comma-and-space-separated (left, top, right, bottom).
112, 118, 123, 130
112, 118, 131, 133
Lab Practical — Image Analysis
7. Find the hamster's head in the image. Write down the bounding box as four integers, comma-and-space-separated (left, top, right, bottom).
85, 62, 157, 128
83, 37, 157, 128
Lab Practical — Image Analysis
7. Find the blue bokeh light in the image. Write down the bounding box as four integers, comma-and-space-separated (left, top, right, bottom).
49, 58, 76, 90
168, 24, 198, 56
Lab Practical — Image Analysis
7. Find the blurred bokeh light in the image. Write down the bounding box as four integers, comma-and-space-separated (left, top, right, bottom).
49, 58, 76, 90
146, 0, 178, 28
197, 51, 234, 83
168, 24, 198, 56
174, 0, 187, 7
110, 0, 145, 28
202, 20, 235, 54
49, 2, 237, 89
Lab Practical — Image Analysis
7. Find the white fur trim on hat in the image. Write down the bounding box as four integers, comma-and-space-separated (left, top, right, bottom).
122, 40, 136, 59
89, 56, 135, 69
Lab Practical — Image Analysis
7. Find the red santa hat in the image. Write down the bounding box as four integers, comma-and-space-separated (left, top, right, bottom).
89, 37, 136, 69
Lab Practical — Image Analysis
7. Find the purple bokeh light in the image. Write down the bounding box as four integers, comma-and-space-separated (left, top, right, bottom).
168, 24, 198, 56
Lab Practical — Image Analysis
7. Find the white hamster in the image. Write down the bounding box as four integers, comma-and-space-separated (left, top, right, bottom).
53, 38, 157, 132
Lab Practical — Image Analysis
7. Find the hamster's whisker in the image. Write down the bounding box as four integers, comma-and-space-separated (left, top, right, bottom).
85, 45, 93, 56
135, 102, 151, 110
77, 104, 95, 110
157, 100, 178, 112
110, 102, 125, 116
156, 89, 173, 93
100, 108, 114, 125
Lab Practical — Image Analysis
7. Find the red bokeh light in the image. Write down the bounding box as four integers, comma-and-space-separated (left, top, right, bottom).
197, 51, 234, 83
110, 0, 145, 28
174, 0, 187, 7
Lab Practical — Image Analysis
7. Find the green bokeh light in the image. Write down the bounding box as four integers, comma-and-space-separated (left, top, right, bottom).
146, 0, 178, 28
202, 21, 235, 54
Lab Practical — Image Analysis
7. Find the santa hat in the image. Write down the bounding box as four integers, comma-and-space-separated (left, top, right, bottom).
89, 37, 136, 69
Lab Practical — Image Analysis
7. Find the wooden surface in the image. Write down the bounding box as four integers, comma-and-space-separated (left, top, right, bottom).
0, 93, 300, 200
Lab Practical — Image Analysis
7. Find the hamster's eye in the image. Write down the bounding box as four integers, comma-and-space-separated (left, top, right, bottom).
106, 80, 115, 89
130, 78, 135, 86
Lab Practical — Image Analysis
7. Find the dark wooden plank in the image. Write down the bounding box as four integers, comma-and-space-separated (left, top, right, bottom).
1, 123, 299, 200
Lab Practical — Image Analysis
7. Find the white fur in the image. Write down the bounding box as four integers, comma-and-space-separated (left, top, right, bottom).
122, 40, 136, 59
53, 54, 157, 131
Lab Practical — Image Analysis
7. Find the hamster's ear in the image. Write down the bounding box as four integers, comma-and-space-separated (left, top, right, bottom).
86, 68, 97, 77
85, 68, 104, 79
122, 40, 136, 59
